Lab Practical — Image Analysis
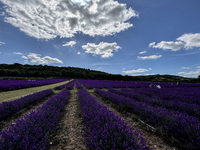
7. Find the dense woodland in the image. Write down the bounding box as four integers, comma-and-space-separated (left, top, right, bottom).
0, 63, 200, 83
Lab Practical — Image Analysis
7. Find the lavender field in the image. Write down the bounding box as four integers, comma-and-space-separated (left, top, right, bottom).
0, 79, 199, 150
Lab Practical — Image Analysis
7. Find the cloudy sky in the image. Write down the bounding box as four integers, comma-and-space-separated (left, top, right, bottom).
0, 0, 200, 78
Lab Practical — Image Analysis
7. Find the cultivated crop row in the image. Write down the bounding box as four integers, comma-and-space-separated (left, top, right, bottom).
77, 79, 200, 89
0, 89, 70, 150
109, 88, 200, 118
95, 89, 200, 149
0, 89, 53, 122
75, 80, 83, 89
0, 79, 70, 91
66, 80, 75, 90
78, 89, 151, 150
54, 80, 73, 90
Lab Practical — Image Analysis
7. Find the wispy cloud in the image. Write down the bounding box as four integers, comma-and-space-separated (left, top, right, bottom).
82, 42, 121, 58
139, 51, 147, 54
92, 63, 110, 66
137, 55, 162, 60
63, 41, 76, 47
77, 52, 81, 55
13, 52, 23, 55
20, 53, 63, 64
178, 69, 200, 78
149, 41, 184, 51
0, 41, 5, 45
181, 67, 190, 69
123, 68, 151, 74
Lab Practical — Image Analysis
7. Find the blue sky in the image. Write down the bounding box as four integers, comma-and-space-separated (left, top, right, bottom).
0, 0, 200, 78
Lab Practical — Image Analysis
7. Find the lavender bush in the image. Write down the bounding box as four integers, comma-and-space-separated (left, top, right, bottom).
78, 89, 151, 150
0, 89, 53, 122
54, 80, 72, 90
95, 89, 200, 149
109, 88, 200, 118
75, 81, 83, 89
0, 79, 70, 91
66, 80, 75, 90
0, 89, 70, 150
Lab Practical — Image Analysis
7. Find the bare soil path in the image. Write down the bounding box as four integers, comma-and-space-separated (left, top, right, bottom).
49, 83, 87, 150
0, 79, 72, 103
89, 91, 179, 150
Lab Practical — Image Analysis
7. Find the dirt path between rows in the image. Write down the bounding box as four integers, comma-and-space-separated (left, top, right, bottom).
89, 91, 179, 150
49, 84, 87, 150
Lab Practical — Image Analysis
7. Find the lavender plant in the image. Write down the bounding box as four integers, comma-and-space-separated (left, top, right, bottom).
0, 89, 70, 150
78, 89, 151, 150
95, 89, 200, 149
0, 79, 70, 91
0, 89, 53, 122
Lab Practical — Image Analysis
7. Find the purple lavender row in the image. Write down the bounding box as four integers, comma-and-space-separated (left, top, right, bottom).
77, 79, 200, 89
123, 87, 200, 105
0, 89, 53, 122
75, 81, 83, 89
78, 89, 151, 150
0, 89, 70, 150
66, 80, 75, 90
109, 88, 200, 118
95, 89, 200, 149
0, 78, 70, 91
54, 80, 73, 90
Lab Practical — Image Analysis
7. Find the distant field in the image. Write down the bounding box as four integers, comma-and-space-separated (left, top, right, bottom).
0, 79, 72, 103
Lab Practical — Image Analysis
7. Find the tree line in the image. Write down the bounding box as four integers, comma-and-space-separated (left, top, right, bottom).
0, 63, 199, 83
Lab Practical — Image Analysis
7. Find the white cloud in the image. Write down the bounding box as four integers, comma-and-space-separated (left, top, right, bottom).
149, 41, 184, 51
63, 41, 76, 47
139, 51, 146, 54
27, 53, 63, 64
123, 68, 151, 74
0, 41, 5, 45
177, 33, 200, 49
0, 0, 138, 39
13, 52, 23, 55
82, 42, 121, 58
178, 69, 200, 78
196, 66, 200, 69
77, 51, 81, 54
181, 67, 190, 69
137, 55, 162, 60
21, 55, 28, 59
149, 33, 200, 51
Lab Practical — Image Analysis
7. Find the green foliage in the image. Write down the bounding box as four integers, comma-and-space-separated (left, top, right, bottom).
0, 63, 199, 83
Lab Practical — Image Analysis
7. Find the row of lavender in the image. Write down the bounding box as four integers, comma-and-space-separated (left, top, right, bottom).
95, 89, 200, 149
75, 80, 83, 89
0, 89, 70, 150
54, 79, 83, 90
78, 89, 150, 150
54, 79, 73, 90
78, 79, 200, 88
122, 87, 200, 105
109, 88, 200, 118
0, 78, 70, 91
0, 89, 53, 122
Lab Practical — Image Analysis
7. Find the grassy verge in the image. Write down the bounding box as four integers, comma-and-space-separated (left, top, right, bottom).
0, 79, 73, 103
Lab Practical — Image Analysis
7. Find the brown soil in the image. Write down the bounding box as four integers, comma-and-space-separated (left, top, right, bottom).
89, 91, 179, 150
49, 83, 87, 150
